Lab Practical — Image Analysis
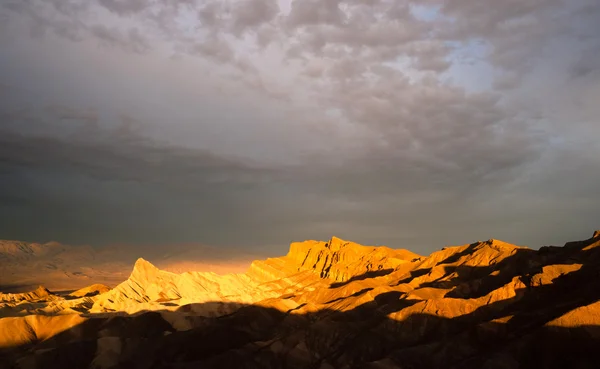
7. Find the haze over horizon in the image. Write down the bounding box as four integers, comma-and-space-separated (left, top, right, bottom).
1, 0, 599, 254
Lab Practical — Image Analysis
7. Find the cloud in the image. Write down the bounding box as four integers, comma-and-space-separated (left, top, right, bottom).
45, 105, 99, 126
1, 1, 150, 53
89, 25, 150, 53
286, 0, 346, 28
0, 0, 599, 252
189, 35, 235, 64
97, 0, 149, 16
1, 0, 87, 42
492, 72, 521, 90
230, 0, 279, 36
0, 106, 285, 246
569, 42, 600, 78
0, 123, 272, 189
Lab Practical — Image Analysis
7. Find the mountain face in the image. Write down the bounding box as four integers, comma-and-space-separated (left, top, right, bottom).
1, 232, 600, 369
0, 240, 130, 292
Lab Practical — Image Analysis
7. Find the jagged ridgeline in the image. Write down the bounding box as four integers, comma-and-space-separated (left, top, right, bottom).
1, 232, 600, 369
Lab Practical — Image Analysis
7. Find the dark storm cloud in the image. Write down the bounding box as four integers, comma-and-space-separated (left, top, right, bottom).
0, 0, 599, 253
0, 127, 272, 189
0, 106, 284, 247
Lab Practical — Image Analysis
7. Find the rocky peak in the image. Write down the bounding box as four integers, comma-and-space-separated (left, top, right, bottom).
34, 285, 51, 296
481, 238, 522, 250
0, 285, 56, 303
325, 236, 349, 251
284, 237, 416, 282
130, 258, 161, 282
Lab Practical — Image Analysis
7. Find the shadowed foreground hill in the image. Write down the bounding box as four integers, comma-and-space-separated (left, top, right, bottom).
1, 233, 600, 368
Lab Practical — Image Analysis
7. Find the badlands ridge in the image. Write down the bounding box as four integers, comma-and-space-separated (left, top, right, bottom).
1, 232, 600, 368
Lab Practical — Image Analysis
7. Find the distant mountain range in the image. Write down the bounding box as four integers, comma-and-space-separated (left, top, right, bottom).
0, 240, 257, 292
1, 231, 600, 368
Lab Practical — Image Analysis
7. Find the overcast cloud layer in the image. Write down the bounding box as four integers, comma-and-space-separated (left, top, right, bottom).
0, 0, 599, 254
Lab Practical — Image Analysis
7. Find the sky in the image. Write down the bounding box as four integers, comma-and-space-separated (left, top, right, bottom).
0, 0, 599, 255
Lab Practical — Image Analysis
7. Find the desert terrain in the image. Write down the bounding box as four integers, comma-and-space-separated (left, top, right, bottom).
1, 232, 600, 368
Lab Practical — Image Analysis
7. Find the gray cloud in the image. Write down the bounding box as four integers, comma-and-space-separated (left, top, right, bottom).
1, 0, 86, 42
0, 0, 599, 254
569, 40, 600, 78
286, 0, 346, 28
408, 40, 451, 72
0, 107, 286, 247
1, 1, 151, 53
189, 36, 236, 64
45, 105, 99, 127
230, 0, 279, 36
97, 0, 149, 16
89, 25, 150, 53
196, 0, 279, 38
0, 125, 272, 189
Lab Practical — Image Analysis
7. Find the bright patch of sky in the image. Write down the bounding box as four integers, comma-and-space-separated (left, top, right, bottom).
444, 40, 495, 92
409, 4, 441, 22
278, 0, 292, 15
